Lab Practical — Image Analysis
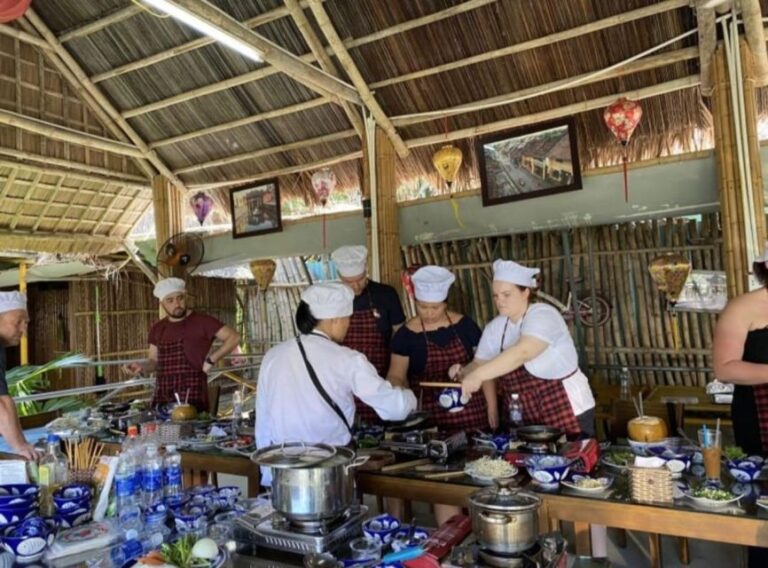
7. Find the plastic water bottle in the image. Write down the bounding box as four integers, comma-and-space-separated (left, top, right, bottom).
39, 434, 67, 516
509, 393, 524, 429
115, 452, 143, 541
141, 444, 164, 509
109, 534, 161, 567
619, 367, 632, 401
123, 426, 143, 504
163, 445, 183, 501
232, 388, 244, 434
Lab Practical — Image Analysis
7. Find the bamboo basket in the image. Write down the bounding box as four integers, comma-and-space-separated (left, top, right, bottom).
157, 423, 194, 446
628, 466, 673, 504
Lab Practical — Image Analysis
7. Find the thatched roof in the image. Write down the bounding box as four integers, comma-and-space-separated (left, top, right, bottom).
0, 0, 761, 253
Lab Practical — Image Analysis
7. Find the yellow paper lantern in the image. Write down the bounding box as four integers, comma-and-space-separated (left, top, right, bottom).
250, 259, 276, 291
648, 254, 691, 305
432, 144, 463, 187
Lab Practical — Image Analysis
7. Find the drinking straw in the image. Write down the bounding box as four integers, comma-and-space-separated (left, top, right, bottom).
702, 425, 710, 448
716, 418, 721, 445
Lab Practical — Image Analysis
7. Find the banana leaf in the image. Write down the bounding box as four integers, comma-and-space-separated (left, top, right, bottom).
6, 353, 90, 417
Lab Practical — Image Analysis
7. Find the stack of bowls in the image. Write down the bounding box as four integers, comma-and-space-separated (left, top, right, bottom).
0, 485, 39, 528
0, 516, 58, 564
362, 514, 401, 545
52, 484, 92, 528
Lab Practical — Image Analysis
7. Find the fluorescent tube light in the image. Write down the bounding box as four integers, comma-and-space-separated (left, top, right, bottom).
143, 0, 263, 63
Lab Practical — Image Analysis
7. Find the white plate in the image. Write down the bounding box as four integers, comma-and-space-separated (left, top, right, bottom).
756, 499, 768, 511
685, 493, 741, 509
561, 475, 614, 494
600, 449, 634, 471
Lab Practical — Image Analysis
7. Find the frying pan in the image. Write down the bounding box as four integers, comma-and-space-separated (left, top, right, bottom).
516, 425, 564, 444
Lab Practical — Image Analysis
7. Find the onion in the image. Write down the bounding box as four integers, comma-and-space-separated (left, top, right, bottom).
191, 538, 218, 560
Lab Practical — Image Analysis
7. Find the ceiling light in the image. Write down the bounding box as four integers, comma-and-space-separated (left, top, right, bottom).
142, 0, 262, 63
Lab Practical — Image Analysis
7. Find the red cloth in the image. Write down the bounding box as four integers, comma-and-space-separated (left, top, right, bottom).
499, 366, 580, 436
414, 321, 487, 432
148, 312, 224, 371
342, 307, 391, 425
152, 338, 209, 411
753, 384, 768, 452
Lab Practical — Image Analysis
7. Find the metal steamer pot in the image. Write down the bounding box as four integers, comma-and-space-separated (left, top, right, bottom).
468, 478, 541, 554
252, 442, 369, 522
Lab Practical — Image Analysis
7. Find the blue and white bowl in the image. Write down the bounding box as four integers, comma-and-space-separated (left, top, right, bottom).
362, 514, 401, 545
164, 494, 190, 512
436, 388, 466, 413
0, 494, 36, 508
187, 484, 217, 497
648, 446, 694, 478
55, 508, 91, 529
173, 507, 208, 535
0, 506, 37, 526
214, 486, 241, 509
1, 528, 48, 563
53, 497, 90, 514
390, 526, 429, 552
727, 456, 765, 482
524, 455, 572, 486
52, 485, 91, 511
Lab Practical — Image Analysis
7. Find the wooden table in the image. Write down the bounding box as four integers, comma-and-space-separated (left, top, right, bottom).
357, 470, 768, 567
98, 441, 261, 497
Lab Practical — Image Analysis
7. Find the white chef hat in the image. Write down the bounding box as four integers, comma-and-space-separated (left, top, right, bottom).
0, 291, 26, 314
331, 245, 368, 277
301, 282, 354, 319
153, 277, 186, 300
412, 266, 455, 302
755, 241, 768, 265
493, 259, 540, 288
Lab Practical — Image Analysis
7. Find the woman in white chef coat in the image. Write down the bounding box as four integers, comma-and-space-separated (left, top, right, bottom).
454, 260, 595, 438
255, 282, 417, 485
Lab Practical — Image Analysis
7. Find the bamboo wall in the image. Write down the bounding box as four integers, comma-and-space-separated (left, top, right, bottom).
402, 215, 722, 387
27, 269, 237, 389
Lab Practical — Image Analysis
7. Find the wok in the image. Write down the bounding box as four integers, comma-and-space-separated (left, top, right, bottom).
381, 411, 432, 432
516, 425, 563, 444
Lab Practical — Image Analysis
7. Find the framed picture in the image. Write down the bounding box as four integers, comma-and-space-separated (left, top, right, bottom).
477, 118, 582, 206
672, 270, 727, 313
230, 178, 282, 239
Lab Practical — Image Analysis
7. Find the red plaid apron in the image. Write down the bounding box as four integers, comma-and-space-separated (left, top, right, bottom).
415, 319, 487, 433
499, 367, 581, 437
342, 307, 390, 425
152, 339, 209, 411
753, 384, 768, 452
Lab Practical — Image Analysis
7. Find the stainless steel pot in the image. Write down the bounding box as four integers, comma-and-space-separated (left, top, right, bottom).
468, 478, 541, 554
252, 442, 369, 521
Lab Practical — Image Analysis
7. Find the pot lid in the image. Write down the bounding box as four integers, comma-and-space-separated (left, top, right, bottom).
469, 478, 540, 512
251, 442, 337, 469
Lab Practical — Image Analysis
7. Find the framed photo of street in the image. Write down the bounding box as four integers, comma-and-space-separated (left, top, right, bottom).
477, 118, 582, 206
230, 179, 282, 239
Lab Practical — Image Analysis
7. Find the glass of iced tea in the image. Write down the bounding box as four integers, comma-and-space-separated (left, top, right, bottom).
697, 427, 722, 483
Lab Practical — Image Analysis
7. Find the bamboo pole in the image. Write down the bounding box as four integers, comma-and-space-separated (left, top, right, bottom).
741, 0, 768, 86
306, 0, 408, 158
0, 108, 145, 158
371, 0, 689, 89
0, 23, 52, 50
174, 130, 356, 175
164, 0, 361, 105
694, 1, 716, 96
23, 10, 185, 188
58, 5, 141, 43
392, 47, 699, 126
284, 0, 364, 140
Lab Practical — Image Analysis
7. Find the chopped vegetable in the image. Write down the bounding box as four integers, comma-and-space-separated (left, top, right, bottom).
690, 487, 734, 501
724, 446, 747, 461
574, 477, 605, 489
606, 450, 633, 466
465, 456, 517, 478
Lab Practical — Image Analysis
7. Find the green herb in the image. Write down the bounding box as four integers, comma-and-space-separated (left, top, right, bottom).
161, 535, 196, 568
723, 446, 747, 461
690, 487, 734, 501
607, 450, 633, 466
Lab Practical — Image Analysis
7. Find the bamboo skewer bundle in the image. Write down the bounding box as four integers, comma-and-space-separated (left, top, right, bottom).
64, 437, 105, 479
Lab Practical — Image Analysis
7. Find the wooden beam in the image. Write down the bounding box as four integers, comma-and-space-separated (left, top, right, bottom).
165, 0, 361, 105
149, 97, 328, 149
187, 150, 362, 190
174, 129, 356, 175
406, 76, 700, 148
0, 146, 149, 184
0, 228, 125, 251
373, 127, 401, 289
0, 156, 149, 191
695, 1, 716, 96
0, 23, 52, 51
58, 6, 142, 43
370, 0, 690, 90
284, 0, 364, 139
392, 47, 699, 126
24, 10, 186, 189
153, 175, 185, 278
307, 0, 408, 158
16, 18, 158, 181
8, 172, 41, 230
742, 0, 768, 86
0, 108, 145, 158
123, 243, 158, 284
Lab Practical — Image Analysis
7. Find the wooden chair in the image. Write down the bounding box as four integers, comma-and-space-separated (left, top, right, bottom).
207, 384, 221, 416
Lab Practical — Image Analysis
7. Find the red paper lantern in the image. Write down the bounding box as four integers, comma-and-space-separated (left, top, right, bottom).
0, 0, 31, 23
603, 98, 643, 202
311, 168, 337, 248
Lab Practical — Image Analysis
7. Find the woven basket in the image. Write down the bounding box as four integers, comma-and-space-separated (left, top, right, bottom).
628, 466, 673, 504
158, 422, 193, 446
67, 468, 96, 485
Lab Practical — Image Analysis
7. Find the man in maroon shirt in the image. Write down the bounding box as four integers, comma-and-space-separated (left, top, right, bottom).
123, 278, 240, 411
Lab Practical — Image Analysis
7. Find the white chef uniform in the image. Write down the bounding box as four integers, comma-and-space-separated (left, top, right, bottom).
255, 283, 417, 486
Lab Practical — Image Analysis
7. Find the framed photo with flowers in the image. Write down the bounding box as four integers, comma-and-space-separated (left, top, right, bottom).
230, 179, 282, 239
476, 118, 582, 206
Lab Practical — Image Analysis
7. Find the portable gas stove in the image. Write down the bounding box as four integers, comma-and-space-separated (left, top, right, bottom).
448, 533, 567, 568
241, 504, 368, 555
380, 430, 467, 462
